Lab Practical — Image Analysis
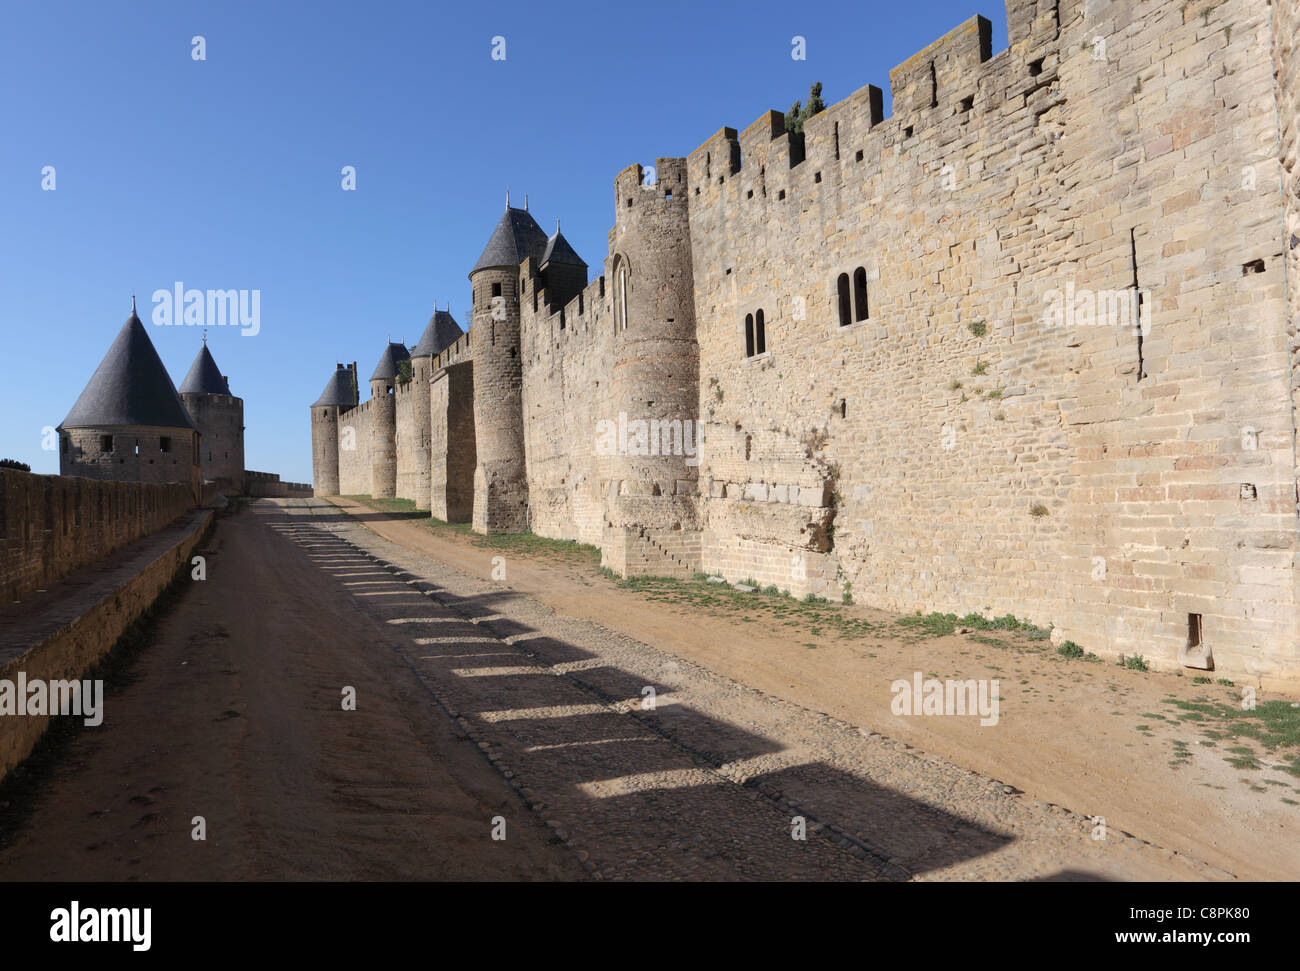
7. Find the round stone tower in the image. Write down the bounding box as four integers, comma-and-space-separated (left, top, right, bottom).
179, 340, 244, 493
603, 158, 701, 575
369, 342, 409, 499
468, 202, 548, 533
410, 307, 464, 509
310, 363, 356, 496
58, 298, 202, 502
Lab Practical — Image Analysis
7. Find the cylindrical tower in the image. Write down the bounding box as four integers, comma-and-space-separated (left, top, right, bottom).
179, 343, 244, 492
368, 342, 409, 500
603, 158, 702, 575
468, 204, 547, 533
310, 364, 354, 496
410, 307, 463, 510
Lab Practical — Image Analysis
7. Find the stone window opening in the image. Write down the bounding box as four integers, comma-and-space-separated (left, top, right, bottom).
904, 125, 914, 139
856, 149, 864, 162
839, 399, 847, 419
61, 436, 68, 454
1242, 258, 1265, 275
745, 313, 755, 357
1029, 57, 1044, 76
853, 267, 869, 321
929, 61, 937, 108
837, 273, 852, 326
134, 440, 140, 456
492, 282, 502, 298
614, 264, 629, 331
833, 122, 840, 160
959, 95, 974, 113
160, 436, 171, 453
100, 434, 113, 452
1188, 613, 1204, 650
1129, 227, 1146, 381
755, 309, 766, 355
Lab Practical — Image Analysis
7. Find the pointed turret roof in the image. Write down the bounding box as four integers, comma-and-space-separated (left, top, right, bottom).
470, 205, 550, 276
179, 343, 231, 395
541, 226, 586, 268
313, 364, 357, 407
60, 300, 198, 431
411, 309, 464, 358
370, 342, 411, 382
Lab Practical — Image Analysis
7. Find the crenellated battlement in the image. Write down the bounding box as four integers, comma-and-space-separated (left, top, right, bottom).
686, 9, 1058, 230
520, 254, 610, 364
309, 0, 1300, 683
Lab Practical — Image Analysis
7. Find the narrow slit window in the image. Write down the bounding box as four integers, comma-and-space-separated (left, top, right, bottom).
837, 273, 852, 326
755, 309, 766, 355
853, 267, 869, 322
745, 313, 755, 358
618, 267, 628, 330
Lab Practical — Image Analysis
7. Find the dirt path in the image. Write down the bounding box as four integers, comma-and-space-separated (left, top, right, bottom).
0, 501, 583, 881
325, 495, 1300, 881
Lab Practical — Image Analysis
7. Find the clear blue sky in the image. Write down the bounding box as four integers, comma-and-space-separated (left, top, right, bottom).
0, 0, 1007, 484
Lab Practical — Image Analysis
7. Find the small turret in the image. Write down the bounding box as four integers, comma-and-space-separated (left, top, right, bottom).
368, 342, 408, 499
538, 221, 588, 311
179, 341, 244, 493
310, 363, 356, 496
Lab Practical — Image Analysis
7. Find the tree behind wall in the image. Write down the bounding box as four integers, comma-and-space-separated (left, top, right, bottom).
784, 82, 826, 135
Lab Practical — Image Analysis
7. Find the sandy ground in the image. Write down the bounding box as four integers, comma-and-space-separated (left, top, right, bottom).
325, 496, 1300, 881
0, 502, 584, 881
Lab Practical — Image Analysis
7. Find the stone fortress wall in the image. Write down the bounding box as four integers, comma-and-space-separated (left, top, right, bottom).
313, 0, 1300, 683
0, 468, 194, 604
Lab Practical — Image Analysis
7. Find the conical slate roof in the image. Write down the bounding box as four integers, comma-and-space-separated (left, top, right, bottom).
541, 229, 586, 268
411, 310, 464, 358
370, 342, 411, 382
178, 343, 231, 395
470, 205, 550, 276
60, 304, 198, 431
313, 365, 357, 407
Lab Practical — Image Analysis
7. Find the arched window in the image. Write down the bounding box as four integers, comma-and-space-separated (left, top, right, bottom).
755, 309, 766, 355
614, 263, 629, 331
745, 313, 755, 357
853, 267, 868, 322
837, 273, 851, 326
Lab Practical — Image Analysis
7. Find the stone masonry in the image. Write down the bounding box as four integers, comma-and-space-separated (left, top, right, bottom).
312, 0, 1300, 684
